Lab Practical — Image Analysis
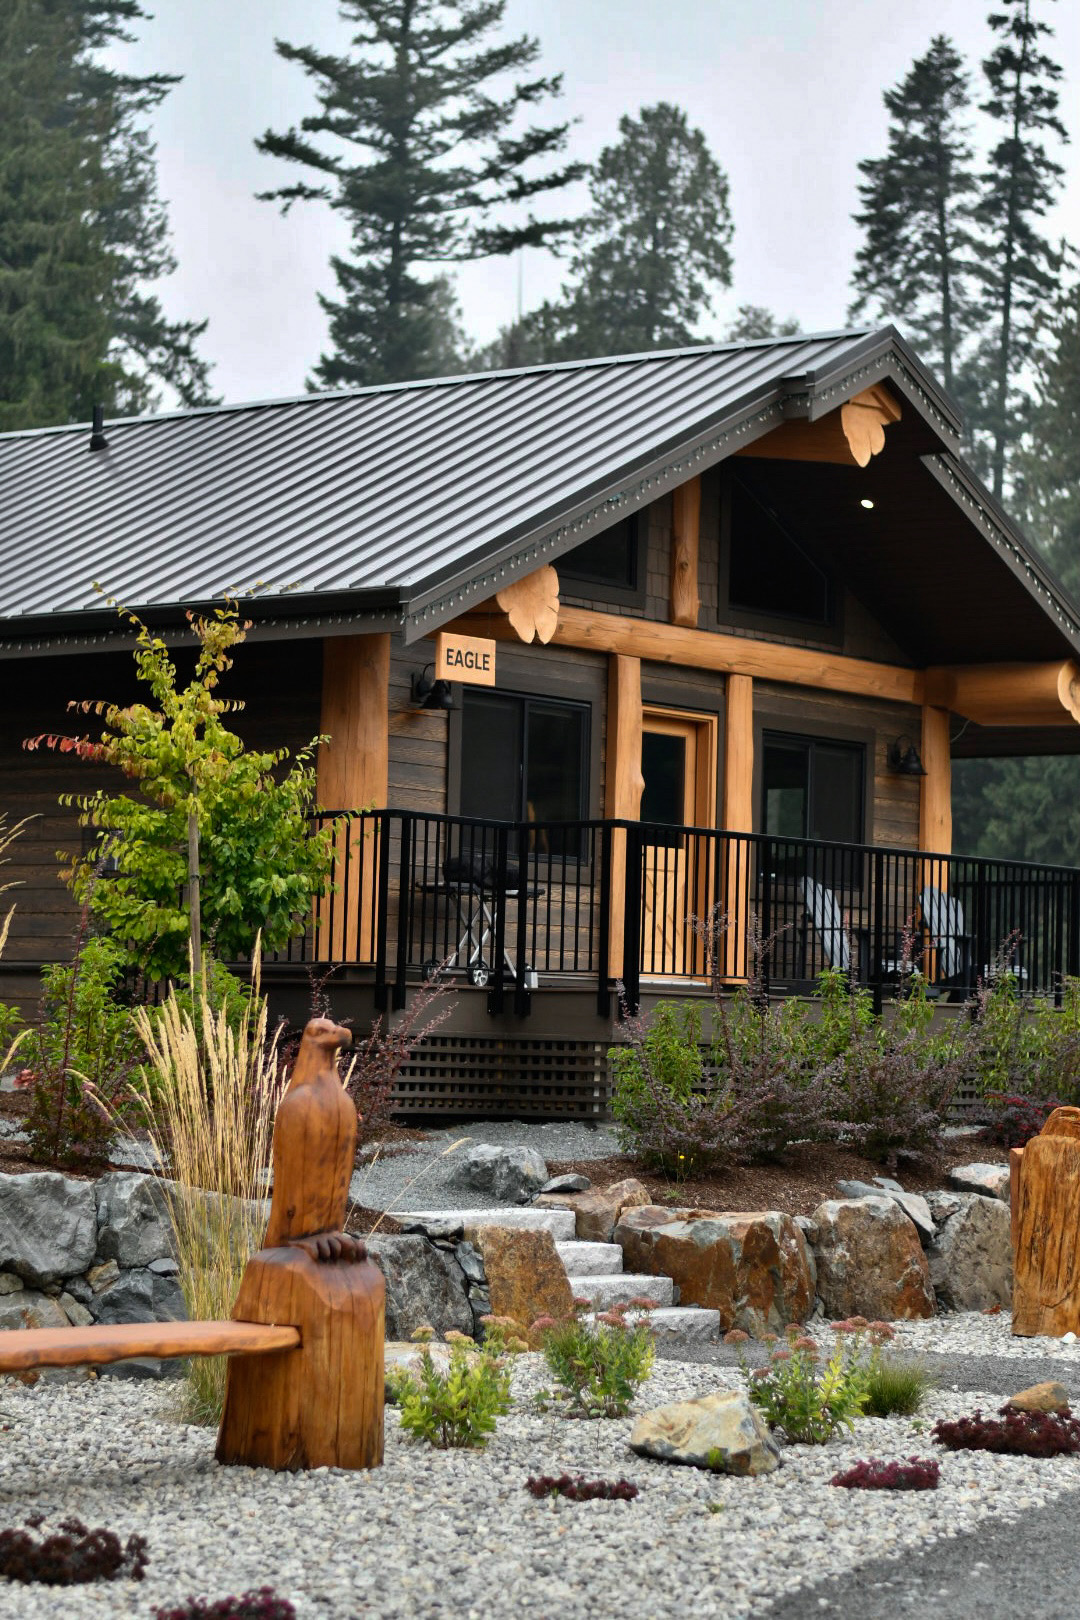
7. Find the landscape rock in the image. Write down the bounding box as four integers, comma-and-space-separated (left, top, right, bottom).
0, 1172, 98, 1287
629, 1389, 781, 1475
924, 1190, 963, 1224
836, 1180, 936, 1245
614, 1207, 813, 1336
948, 1162, 1011, 1201
539, 1173, 591, 1195
927, 1192, 1012, 1312
464, 1223, 573, 1343
811, 1196, 934, 1320
0, 1288, 68, 1332
87, 1259, 120, 1293
92, 1267, 187, 1326
0, 1272, 24, 1295
95, 1172, 175, 1269
536, 1177, 651, 1242
1005, 1381, 1070, 1415
365, 1235, 473, 1340
448, 1144, 549, 1204
58, 1291, 94, 1327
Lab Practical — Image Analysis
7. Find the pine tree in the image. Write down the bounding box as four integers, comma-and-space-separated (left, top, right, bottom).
849, 35, 978, 394
0, 0, 214, 429
973, 0, 1068, 498
1014, 263, 1080, 591
258, 0, 583, 389
550, 102, 733, 358
723, 306, 801, 342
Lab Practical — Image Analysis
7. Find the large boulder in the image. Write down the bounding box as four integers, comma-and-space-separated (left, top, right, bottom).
948, 1162, 1011, 1201
365, 1235, 473, 1340
536, 1177, 651, 1242
92, 1267, 187, 1326
614, 1207, 813, 1337
630, 1390, 780, 1475
927, 1192, 1012, 1312
0, 1172, 97, 1286
0, 1288, 68, 1332
836, 1180, 935, 1245
463, 1223, 573, 1344
96, 1172, 175, 1269
447, 1144, 549, 1204
811, 1196, 934, 1320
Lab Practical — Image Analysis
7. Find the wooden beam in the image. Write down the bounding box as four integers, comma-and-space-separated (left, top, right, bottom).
735, 386, 901, 468
449, 603, 923, 707
0, 1320, 301, 1373
605, 654, 644, 977
920, 705, 952, 856
721, 675, 754, 979
924, 661, 1080, 727
317, 633, 390, 963
670, 476, 701, 627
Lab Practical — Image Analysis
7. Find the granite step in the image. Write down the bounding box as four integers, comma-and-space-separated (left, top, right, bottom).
387, 1207, 577, 1241
568, 1272, 675, 1310
628, 1306, 722, 1345
555, 1240, 623, 1276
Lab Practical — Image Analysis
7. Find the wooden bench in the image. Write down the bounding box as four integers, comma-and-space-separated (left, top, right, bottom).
0, 1018, 385, 1471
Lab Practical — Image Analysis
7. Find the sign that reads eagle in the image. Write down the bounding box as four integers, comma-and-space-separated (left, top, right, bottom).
435, 630, 496, 687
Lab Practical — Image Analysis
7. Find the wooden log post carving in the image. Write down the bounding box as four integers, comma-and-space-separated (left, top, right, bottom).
217, 1017, 385, 1470
1013, 1107, 1080, 1338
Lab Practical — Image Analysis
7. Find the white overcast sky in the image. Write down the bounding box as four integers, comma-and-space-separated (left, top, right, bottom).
108, 0, 1080, 407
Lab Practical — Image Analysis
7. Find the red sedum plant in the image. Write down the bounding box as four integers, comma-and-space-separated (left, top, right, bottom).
526, 1474, 639, 1501
932, 1408, 1080, 1458
831, 1456, 940, 1490
154, 1589, 296, 1620
0, 1516, 148, 1585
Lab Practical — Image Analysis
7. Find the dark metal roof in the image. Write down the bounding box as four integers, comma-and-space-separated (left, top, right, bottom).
0, 324, 1073, 661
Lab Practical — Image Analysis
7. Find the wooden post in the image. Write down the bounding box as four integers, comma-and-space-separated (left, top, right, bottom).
920, 704, 952, 910
317, 634, 391, 963
721, 675, 754, 980
670, 477, 701, 628
1013, 1107, 1080, 1337
605, 655, 644, 980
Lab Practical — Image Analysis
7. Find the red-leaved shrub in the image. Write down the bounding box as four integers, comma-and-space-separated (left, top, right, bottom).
933, 1408, 1080, 1457
525, 1474, 639, 1501
831, 1456, 940, 1490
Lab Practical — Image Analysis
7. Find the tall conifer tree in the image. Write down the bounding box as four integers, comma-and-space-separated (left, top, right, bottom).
849, 36, 977, 394
973, 0, 1068, 498
258, 0, 583, 389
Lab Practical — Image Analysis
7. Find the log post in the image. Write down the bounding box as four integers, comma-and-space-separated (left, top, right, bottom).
721, 675, 754, 980
605, 654, 644, 982
670, 477, 701, 628
317, 633, 391, 963
1013, 1108, 1080, 1337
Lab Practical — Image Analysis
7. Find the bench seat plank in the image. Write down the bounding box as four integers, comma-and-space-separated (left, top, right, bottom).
0, 1320, 300, 1372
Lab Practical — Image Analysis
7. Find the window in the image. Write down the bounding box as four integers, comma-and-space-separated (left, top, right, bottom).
561, 516, 639, 593
762, 733, 864, 846
460, 691, 589, 851
726, 467, 833, 625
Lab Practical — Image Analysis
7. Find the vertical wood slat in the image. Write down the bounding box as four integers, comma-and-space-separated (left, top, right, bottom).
317, 634, 391, 962
721, 673, 754, 979
605, 654, 644, 979
670, 475, 702, 628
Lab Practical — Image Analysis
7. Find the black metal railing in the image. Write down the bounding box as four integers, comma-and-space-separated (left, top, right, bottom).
300, 810, 1080, 1016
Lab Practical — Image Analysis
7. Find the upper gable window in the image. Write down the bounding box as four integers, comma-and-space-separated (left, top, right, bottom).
561, 515, 640, 594
726, 467, 833, 625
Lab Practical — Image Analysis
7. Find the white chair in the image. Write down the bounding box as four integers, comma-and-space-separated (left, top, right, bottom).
802, 877, 851, 974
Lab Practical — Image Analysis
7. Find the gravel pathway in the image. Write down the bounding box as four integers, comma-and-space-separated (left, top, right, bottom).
3, 1317, 1080, 1619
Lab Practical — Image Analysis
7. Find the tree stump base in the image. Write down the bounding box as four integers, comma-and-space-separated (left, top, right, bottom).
1013, 1106, 1080, 1337
216, 1245, 385, 1471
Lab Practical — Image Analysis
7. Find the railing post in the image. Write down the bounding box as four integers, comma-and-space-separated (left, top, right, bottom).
597, 821, 613, 1016
871, 848, 885, 1016
373, 812, 393, 1011
621, 822, 643, 1015
392, 811, 411, 1010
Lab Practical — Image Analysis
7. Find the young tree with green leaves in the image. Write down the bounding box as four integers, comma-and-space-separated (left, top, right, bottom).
849, 35, 978, 395
258, 0, 583, 388
973, 0, 1069, 498
0, 0, 215, 429
27, 602, 334, 984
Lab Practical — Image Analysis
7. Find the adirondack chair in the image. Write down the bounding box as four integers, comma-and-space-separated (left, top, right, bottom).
0, 1018, 385, 1472
802, 877, 852, 975
918, 887, 973, 990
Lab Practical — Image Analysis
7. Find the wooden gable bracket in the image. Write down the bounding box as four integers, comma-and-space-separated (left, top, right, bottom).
735, 384, 902, 468
495, 563, 561, 644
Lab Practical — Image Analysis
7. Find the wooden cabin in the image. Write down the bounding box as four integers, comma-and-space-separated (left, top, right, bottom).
3, 328, 1080, 1116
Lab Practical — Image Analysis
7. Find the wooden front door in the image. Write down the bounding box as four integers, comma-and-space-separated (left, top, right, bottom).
640, 710, 715, 977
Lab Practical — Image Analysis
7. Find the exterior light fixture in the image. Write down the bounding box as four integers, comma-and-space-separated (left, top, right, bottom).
888, 736, 926, 776
860, 498, 875, 510
410, 665, 454, 711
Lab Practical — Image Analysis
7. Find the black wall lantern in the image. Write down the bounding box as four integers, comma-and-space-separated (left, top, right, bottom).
888, 735, 926, 776
410, 665, 454, 711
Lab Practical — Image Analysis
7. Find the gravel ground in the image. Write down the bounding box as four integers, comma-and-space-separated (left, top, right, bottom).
350, 1119, 621, 1212
3, 1321, 1080, 1620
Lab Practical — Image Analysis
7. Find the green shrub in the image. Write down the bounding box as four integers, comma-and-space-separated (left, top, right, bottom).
862, 1356, 935, 1418
536, 1300, 656, 1418
733, 1321, 879, 1444
390, 1326, 518, 1449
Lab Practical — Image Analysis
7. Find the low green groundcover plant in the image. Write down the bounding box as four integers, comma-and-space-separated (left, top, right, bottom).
862, 1354, 936, 1418
831, 1457, 940, 1490
0, 1516, 148, 1585
534, 1297, 657, 1418
154, 1590, 296, 1620
387, 1322, 523, 1449
525, 1474, 639, 1502
932, 1408, 1080, 1457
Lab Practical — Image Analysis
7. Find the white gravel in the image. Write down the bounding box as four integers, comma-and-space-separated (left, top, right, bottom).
3, 1337, 1080, 1620
889, 1311, 1080, 1362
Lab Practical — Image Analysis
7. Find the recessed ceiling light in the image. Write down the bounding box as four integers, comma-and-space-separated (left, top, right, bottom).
860, 498, 875, 510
